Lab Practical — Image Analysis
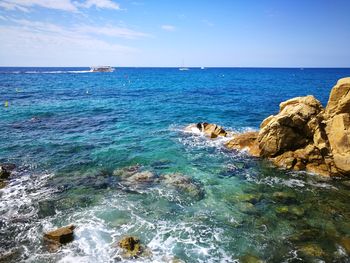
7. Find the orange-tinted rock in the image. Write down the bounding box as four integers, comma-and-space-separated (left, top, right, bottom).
225, 132, 260, 157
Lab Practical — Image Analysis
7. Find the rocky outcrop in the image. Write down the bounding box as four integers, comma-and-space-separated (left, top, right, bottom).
189, 77, 350, 177
225, 132, 260, 157
0, 163, 16, 180
117, 236, 150, 259
44, 224, 75, 251
185, 122, 227, 138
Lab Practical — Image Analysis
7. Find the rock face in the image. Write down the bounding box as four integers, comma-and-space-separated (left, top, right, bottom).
194, 77, 350, 177
225, 132, 260, 157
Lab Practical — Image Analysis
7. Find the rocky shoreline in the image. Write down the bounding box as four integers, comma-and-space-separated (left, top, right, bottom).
186, 77, 350, 177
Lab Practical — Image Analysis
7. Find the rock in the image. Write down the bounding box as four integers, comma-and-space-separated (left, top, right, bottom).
275, 206, 304, 217
272, 191, 297, 204
325, 77, 350, 118
325, 113, 350, 175
225, 132, 260, 157
118, 236, 144, 259
0, 166, 11, 180
240, 254, 264, 263
298, 244, 326, 258
44, 224, 75, 245
185, 122, 227, 138
288, 229, 321, 242
113, 165, 157, 185
340, 237, 350, 254
233, 193, 262, 204
258, 95, 324, 157
160, 173, 204, 200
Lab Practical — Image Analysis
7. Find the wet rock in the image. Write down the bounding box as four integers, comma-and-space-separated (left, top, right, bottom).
275, 205, 304, 217
237, 202, 258, 214
225, 132, 260, 157
185, 122, 227, 138
298, 244, 326, 258
0, 166, 11, 180
0, 181, 7, 189
288, 229, 321, 242
117, 236, 144, 259
340, 237, 350, 254
272, 191, 297, 204
44, 224, 75, 246
240, 254, 264, 263
113, 164, 142, 178
38, 200, 56, 218
233, 193, 262, 205
113, 165, 157, 186
160, 173, 204, 200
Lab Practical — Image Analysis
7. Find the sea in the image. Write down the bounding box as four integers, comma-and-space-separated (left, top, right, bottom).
1, 67, 350, 262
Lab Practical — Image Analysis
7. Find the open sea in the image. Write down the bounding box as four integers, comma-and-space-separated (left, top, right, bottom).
1, 67, 350, 262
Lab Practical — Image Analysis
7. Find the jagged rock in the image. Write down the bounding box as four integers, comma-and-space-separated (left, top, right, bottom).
185, 122, 227, 138
225, 132, 260, 157
298, 244, 326, 258
44, 224, 75, 251
117, 236, 144, 259
44, 224, 75, 244
0, 165, 13, 179
258, 95, 324, 157
160, 173, 204, 199
325, 77, 350, 118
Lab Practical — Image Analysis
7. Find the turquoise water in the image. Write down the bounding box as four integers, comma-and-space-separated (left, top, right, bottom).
1, 67, 350, 262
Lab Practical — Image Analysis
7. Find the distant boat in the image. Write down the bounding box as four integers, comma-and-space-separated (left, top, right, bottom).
179, 59, 189, 71
90, 66, 115, 72
201, 67, 205, 70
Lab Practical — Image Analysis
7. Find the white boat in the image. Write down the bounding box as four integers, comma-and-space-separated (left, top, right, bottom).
90, 66, 115, 72
179, 59, 189, 71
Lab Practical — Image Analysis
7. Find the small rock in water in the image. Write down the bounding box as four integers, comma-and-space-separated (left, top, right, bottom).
43, 224, 75, 251
117, 236, 145, 259
240, 254, 264, 263
160, 173, 204, 200
272, 191, 297, 204
340, 237, 350, 254
113, 164, 142, 178
234, 193, 262, 205
298, 243, 326, 258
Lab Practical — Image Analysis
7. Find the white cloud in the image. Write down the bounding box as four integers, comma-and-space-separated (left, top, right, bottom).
0, 0, 78, 12
0, 0, 121, 12
79, 0, 120, 10
77, 25, 150, 39
161, 25, 176, 31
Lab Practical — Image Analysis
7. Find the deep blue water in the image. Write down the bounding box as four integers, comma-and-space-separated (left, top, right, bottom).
1, 67, 350, 262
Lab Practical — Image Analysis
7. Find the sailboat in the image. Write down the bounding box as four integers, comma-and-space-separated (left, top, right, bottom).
179, 59, 189, 71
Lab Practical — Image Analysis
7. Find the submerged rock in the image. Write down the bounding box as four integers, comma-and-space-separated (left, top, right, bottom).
272, 191, 297, 204
44, 224, 75, 247
113, 165, 157, 186
240, 254, 264, 263
160, 173, 204, 200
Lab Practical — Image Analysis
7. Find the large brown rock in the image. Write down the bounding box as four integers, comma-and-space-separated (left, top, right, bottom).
324, 77, 350, 175
258, 96, 324, 157
44, 224, 75, 244
325, 77, 350, 118
225, 132, 260, 157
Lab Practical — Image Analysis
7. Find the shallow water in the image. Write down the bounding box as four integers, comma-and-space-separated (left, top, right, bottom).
1, 67, 350, 262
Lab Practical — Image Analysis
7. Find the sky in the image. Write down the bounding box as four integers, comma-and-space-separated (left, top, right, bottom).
0, 0, 349, 67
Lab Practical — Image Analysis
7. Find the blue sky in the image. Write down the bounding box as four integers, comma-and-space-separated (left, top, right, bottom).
0, 0, 349, 67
